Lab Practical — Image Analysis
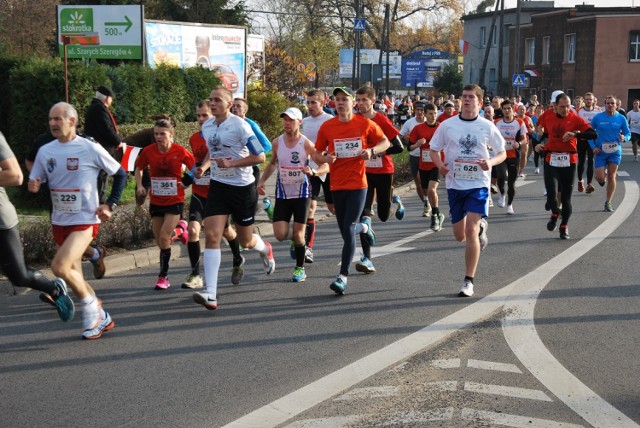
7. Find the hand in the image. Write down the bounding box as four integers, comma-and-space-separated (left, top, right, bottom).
478, 159, 490, 171
215, 158, 232, 168
438, 164, 450, 176
96, 204, 113, 222
194, 167, 204, 179
302, 165, 313, 176
361, 148, 374, 160
593, 147, 601, 155
256, 182, 266, 195
136, 187, 147, 197
562, 132, 575, 142
28, 178, 41, 193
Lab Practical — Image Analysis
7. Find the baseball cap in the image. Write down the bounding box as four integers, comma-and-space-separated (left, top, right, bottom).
96, 85, 114, 98
444, 101, 455, 108
332, 87, 355, 99
550, 90, 564, 104
280, 107, 303, 121
414, 102, 426, 109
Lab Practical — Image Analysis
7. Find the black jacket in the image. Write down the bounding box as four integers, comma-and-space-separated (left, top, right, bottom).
84, 98, 120, 155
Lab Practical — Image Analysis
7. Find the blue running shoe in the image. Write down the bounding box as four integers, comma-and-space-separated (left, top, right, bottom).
361, 216, 376, 246
355, 255, 376, 273
82, 311, 115, 340
330, 276, 347, 295
292, 266, 307, 282
263, 197, 274, 221
393, 195, 405, 220
53, 278, 74, 322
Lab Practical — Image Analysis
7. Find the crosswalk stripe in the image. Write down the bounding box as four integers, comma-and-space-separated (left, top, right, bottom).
467, 359, 522, 373
333, 386, 397, 401
429, 358, 461, 368
464, 381, 553, 401
461, 407, 584, 428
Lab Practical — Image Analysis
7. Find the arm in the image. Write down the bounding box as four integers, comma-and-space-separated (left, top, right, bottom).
256, 139, 278, 195
246, 118, 272, 153
384, 135, 404, 155
0, 156, 23, 187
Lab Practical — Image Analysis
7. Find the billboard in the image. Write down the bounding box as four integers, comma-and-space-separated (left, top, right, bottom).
144, 21, 247, 95
57, 5, 143, 59
339, 49, 402, 79
247, 34, 265, 84
401, 49, 455, 88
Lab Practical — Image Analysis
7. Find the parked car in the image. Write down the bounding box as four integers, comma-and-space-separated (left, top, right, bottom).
212, 64, 239, 92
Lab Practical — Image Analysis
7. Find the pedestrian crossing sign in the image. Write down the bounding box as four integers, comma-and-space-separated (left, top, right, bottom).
354, 18, 366, 31
512, 74, 526, 87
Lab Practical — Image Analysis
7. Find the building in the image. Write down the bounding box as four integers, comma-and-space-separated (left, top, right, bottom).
510, 5, 640, 108
461, 1, 554, 98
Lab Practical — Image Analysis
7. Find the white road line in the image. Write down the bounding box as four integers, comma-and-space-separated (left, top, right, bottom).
464, 381, 552, 401
502, 181, 640, 427
461, 408, 585, 428
223, 182, 637, 428
429, 358, 461, 369
283, 416, 361, 428
333, 386, 397, 401
467, 359, 522, 373
425, 381, 458, 391
383, 407, 455, 423
617, 171, 630, 177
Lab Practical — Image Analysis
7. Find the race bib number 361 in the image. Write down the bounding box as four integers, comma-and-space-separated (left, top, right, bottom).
151, 177, 178, 196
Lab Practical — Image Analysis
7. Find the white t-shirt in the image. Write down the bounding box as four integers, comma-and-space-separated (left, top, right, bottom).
429, 115, 505, 191
577, 107, 601, 124
29, 136, 121, 226
400, 117, 426, 156
301, 112, 333, 176
201, 113, 263, 186
627, 110, 640, 134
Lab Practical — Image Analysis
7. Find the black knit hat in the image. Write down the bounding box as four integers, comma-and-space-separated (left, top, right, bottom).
96, 85, 114, 98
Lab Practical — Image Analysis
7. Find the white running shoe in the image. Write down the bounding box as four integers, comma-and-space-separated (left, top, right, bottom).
459, 280, 474, 297
506, 204, 515, 215
497, 195, 506, 208
478, 219, 488, 251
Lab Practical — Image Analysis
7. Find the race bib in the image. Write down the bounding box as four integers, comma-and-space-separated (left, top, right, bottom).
602, 142, 618, 154
151, 177, 178, 196
51, 188, 81, 213
211, 158, 236, 178
453, 160, 483, 180
279, 166, 305, 184
194, 169, 210, 186
365, 155, 383, 168
505, 140, 515, 150
334, 138, 362, 158
421, 150, 432, 163
400, 115, 407, 120
549, 152, 570, 167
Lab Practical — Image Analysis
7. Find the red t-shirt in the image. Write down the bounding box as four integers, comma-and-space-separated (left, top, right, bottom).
189, 131, 210, 199
409, 122, 443, 170
494, 117, 526, 159
437, 111, 458, 123
363, 112, 398, 175
537, 110, 591, 164
315, 115, 384, 191
136, 143, 195, 206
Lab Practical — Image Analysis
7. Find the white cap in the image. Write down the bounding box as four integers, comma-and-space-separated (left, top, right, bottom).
550, 90, 564, 104
280, 107, 303, 121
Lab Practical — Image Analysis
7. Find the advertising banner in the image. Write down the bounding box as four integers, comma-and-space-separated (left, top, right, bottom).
401, 49, 455, 88
145, 21, 246, 95
339, 49, 401, 79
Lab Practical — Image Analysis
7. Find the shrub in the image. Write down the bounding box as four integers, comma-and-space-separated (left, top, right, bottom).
245, 83, 290, 141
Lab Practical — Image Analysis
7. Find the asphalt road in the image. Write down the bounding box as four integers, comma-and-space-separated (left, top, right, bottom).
1, 153, 639, 428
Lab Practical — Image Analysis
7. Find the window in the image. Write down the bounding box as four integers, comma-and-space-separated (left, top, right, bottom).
564, 33, 576, 63
630, 31, 640, 62
542, 36, 551, 65
525, 38, 535, 65
481, 26, 487, 47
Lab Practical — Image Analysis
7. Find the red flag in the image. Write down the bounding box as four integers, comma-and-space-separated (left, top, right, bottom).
120, 144, 141, 172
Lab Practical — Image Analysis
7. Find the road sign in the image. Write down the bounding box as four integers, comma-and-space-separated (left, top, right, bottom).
57, 5, 143, 60
354, 18, 366, 32
512, 74, 527, 87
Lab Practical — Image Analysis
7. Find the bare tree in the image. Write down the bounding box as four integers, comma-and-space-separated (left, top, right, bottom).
0, 0, 58, 57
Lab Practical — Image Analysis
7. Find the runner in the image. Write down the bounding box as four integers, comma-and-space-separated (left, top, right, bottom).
192, 87, 273, 311
28, 102, 126, 339
516, 104, 534, 176
494, 99, 527, 215
301, 89, 334, 264
408, 103, 445, 231
134, 118, 195, 289
257, 108, 317, 282
576, 92, 601, 193
354, 85, 405, 274
626, 99, 640, 162
535, 93, 596, 239
312, 87, 389, 294
1, 131, 74, 322
400, 102, 431, 217
429, 84, 506, 297
590, 95, 631, 212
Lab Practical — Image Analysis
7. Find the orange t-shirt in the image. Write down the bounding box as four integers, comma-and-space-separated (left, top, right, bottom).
189, 131, 210, 198
315, 115, 385, 191
409, 122, 443, 170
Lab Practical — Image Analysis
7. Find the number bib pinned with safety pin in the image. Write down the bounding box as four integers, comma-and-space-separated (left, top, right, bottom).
334, 138, 362, 158
151, 177, 178, 196
602, 142, 618, 154
51, 188, 81, 213
549, 152, 570, 167
453, 160, 483, 180
279, 166, 305, 184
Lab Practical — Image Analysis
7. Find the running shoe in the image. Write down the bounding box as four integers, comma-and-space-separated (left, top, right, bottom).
181, 274, 203, 289
585, 183, 595, 194
488, 197, 494, 208
577, 180, 585, 193
39, 292, 56, 307
304, 247, 314, 264
92, 246, 107, 280
506, 204, 515, 215
231, 255, 245, 285
422, 203, 431, 217
291, 266, 307, 282
193, 291, 218, 310
355, 255, 376, 273
154, 276, 171, 290
260, 242, 276, 275
635, 156, 639, 163
263, 197, 274, 221
392, 195, 405, 220
490, 184, 498, 194
431, 213, 444, 232
547, 213, 559, 231
604, 201, 614, 212
497, 194, 506, 208
361, 216, 376, 246
478, 218, 488, 251
82, 311, 115, 340
289, 240, 296, 259
459, 280, 474, 297
559, 225, 570, 240
330, 276, 347, 295
53, 278, 75, 322
535, 167, 540, 174
177, 220, 188, 245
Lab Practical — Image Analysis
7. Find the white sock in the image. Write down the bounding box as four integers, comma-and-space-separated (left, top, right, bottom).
252, 234, 267, 255
339, 274, 348, 283
89, 248, 100, 262
355, 223, 367, 234
203, 249, 221, 299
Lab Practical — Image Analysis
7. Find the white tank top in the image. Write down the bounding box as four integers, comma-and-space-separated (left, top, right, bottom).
275, 134, 311, 199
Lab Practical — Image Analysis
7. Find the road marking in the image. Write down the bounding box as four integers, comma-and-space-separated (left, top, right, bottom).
461, 408, 585, 428
425, 380, 458, 391
467, 359, 522, 373
223, 181, 638, 428
429, 358, 461, 368
283, 415, 361, 428
383, 407, 455, 423
502, 180, 640, 427
333, 386, 397, 401
464, 381, 552, 401
617, 171, 630, 177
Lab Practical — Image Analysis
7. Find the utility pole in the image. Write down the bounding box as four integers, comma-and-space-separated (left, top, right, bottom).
352, 0, 361, 89
514, 0, 522, 96
479, 0, 500, 91
497, 0, 505, 96
384, 3, 390, 95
